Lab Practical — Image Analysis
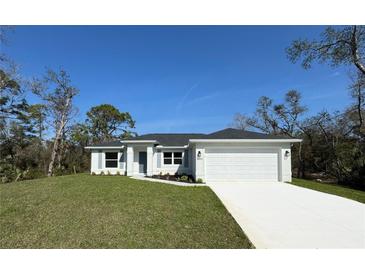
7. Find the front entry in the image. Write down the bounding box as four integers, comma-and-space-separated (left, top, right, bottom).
138, 151, 147, 174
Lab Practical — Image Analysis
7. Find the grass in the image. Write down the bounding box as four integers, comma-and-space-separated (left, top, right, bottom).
289, 178, 365, 204
0, 174, 253, 248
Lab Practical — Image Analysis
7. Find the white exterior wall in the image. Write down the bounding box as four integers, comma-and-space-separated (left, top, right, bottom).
90, 149, 126, 175
91, 150, 99, 172
153, 148, 192, 175
147, 145, 153, 176
126, 146, 134, 176
89, 142, 293, 182
280, 143, 292, 182
194, 144, 205, 182
191, 144, 196, 177
125, 145, 192, 176
130, 145, 153, 176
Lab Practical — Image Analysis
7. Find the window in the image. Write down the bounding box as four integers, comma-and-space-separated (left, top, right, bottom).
163, 152, 172, 165
174, 152, 182, 164
163, 152, 183, 165
105, 152, 118, 168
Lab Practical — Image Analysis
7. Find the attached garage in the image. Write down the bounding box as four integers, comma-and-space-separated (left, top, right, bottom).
205, 147, 279, 183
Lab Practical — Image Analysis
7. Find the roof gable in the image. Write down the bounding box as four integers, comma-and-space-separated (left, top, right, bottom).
205, 128, 290, 139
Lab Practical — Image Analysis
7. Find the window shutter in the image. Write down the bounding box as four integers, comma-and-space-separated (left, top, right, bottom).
184, 149, 189, 167
119, 152, 124, 169
98, 150, 102, 169
157, 150, 161, 168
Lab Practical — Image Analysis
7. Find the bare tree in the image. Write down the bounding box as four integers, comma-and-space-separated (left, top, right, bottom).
286, 26, 365, 184
234, 90, 306, 136
32, 69, 78, 176
244, 96, 280, 134
231, 113, 251, 130
232, 90, 308, 177
287, 26, 365, 75
0, 26, 14, 63
348, 72, 365, 137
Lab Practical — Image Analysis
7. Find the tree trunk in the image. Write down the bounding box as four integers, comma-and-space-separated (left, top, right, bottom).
300, 158, 305, 178
351, 26, 365, 75
56, 131, 65, 170
296, 142, 303, 178
47, 124, 63, 176
47, 96, 71, 177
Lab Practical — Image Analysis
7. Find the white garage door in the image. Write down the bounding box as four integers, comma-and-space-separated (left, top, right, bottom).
205, 147, 279, 183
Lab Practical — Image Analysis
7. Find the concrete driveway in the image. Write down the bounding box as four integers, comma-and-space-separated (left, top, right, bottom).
209, 182, 365, 248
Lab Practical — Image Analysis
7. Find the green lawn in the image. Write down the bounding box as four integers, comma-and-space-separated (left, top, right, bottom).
0, 174, 253, 248
289, 178, 365, 204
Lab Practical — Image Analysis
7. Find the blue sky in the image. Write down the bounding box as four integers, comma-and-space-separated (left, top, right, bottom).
3, 26, 352, 134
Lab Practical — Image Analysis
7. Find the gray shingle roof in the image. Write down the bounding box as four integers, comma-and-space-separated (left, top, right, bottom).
123, 133, 207, 146
204, 128, 291, 139
87, 140, 123, 147
87, 128, 292, 147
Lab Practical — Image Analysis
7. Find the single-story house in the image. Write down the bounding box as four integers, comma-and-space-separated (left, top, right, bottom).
85, 128, 301, 183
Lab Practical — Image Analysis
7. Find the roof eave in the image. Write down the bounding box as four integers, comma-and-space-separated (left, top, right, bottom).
155, 145, 188, 148
121, 140, 157, 144
85, 145, 125, 149
189, 139, 302, 143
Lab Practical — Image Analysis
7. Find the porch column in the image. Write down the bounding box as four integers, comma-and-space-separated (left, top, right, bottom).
126, 145, 134, 176
146, 145, 153, 176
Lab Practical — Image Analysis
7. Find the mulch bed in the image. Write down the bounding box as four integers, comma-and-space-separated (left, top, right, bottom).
148, 174, 199, 184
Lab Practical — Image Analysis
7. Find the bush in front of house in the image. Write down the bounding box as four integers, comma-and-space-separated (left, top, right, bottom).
196, 178, 204, 184
151, 173, 197, 183
180, 175, 189, 182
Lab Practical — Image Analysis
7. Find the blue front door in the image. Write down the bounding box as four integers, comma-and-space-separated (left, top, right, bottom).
139, 152, 147, 174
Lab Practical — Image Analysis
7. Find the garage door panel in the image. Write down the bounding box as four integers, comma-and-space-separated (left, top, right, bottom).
205, 148, 279, 183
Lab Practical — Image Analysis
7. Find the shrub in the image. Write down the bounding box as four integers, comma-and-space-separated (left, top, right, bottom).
91, 172, 96, 176
196, 178, 204, 184
107, 171, 111, 176
0, 164, 47, 183
53, 168, 65, 176
116, 171, 121, 176
180, 175, 189, 182
0, 163, 18, 183
23, 169, 46, 180
100, 171, 105, 176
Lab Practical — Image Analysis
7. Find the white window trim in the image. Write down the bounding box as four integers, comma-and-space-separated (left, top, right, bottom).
163, 151, 184, 166
105, 152, 119, 168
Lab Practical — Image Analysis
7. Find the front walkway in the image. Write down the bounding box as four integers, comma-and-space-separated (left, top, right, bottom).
131, 176, 206, 187
210, 182, 365, 248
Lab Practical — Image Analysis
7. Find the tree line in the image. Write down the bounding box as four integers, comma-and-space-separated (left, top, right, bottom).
1, 26, 364, 188
0, 27, 135, 182
232, 26, 364, 188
